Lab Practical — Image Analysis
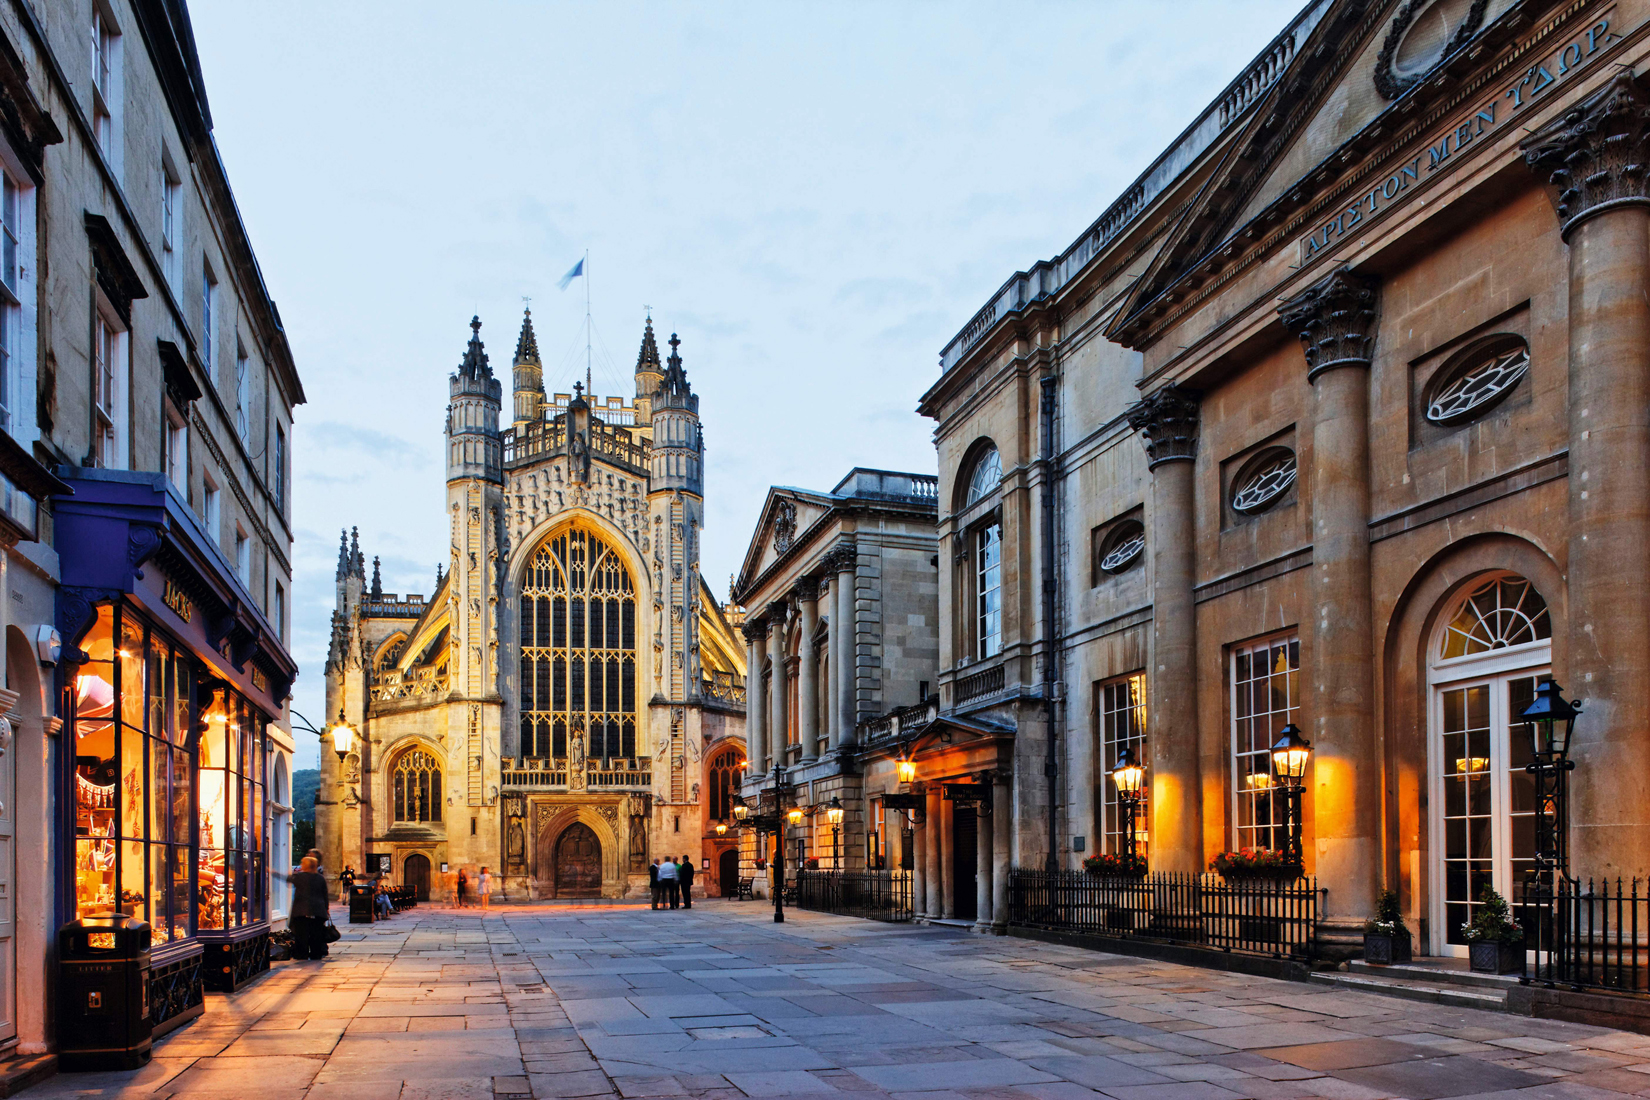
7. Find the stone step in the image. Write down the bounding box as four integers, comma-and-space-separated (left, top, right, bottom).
1308, 969, 1509, 1011
0, 1053, 56, 1098
1347, 958, 1525, 991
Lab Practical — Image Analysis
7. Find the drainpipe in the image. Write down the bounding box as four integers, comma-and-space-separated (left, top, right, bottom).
1040, 370, 1060, 873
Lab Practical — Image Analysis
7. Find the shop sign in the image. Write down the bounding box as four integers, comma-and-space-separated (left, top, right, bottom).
1299, 11, 1621, 262
943, 783, 989, 802
163, 577, 192, 623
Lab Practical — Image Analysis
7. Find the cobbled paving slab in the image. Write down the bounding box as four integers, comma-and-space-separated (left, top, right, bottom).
20, 898, 1650, 1098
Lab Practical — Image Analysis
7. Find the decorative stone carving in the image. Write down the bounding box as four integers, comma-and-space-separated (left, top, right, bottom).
1374, 0, 1487, 101
1278, 268, 1380, 381
793, 577, 818, 603
822, 542, 857, 574
1125, 385, 1201, 467
773, 500, 797, 554
1524, 70, 1650, 239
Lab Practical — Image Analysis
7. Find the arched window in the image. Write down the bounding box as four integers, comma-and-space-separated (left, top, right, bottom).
965, 446, 1001, 507
708, 746, 741, 821
1439, 575, 1551, 660
392, 748, 442, 823
519, 528, 637, 761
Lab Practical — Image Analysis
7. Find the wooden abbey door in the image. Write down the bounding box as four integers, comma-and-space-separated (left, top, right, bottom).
719, 849, 739, 897
404, 854, 431, 901
555, 824, 601, 897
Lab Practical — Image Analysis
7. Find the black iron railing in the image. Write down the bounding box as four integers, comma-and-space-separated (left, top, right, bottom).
1010, 870, 1322, 959
794, 870, 913, 922
1524, 875, 1650, 994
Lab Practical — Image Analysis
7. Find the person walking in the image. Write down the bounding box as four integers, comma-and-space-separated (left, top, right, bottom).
283, 856, 330, 961
658, 855, 679, 910
479, 866, 492, 911
456, 868, 469, 909
678, 856, 694, 910
340, 865, 356, 892
649, 859, 661, 910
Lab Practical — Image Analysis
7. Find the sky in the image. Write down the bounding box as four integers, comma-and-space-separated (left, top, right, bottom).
187, 0, 1305, 770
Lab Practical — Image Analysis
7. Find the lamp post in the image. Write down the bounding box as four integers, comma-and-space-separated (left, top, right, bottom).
1269, 724, 1312, 869
826, 796, 844, 871
1520, 680, 1581, 878
1109, 747, 1146, 863
326, 709, 357, 761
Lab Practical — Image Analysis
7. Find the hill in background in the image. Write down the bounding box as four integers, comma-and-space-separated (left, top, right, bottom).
293, 769, 318, 823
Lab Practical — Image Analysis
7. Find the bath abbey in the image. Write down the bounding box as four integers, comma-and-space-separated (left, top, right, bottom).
320, 312, 748, 900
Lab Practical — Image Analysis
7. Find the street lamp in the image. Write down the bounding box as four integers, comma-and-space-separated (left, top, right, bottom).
897, 758, 916, 784
1109, 747, 1146, 862
732, 801, 750, 822
1520, 680, 1581, 875
1269, 724, 1312, 867
826, 796, 844, 871
714, 822, 728, 837
327, 709, 357, 762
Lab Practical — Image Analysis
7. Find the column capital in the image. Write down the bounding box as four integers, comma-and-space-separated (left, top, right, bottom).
1278, 267, 1380, 381
823, 541, 858, 573
739, 615, 768, 644
1524, 70, 1650, 240
793, 577, 820, 603
1125, 384, 1201, 468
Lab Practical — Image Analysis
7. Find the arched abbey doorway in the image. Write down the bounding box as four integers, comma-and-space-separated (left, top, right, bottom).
1426, 573, 1550, 957
555, 823, 602, 897
404, 854, 431, 901
718, 849, 738, 897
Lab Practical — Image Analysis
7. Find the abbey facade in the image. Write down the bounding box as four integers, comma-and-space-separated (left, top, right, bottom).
320, 313, 747, 900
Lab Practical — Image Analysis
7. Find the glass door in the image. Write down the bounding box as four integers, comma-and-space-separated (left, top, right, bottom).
1430, 671, 1540, 956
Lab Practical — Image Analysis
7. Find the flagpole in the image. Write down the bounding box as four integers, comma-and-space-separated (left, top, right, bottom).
584, 249, 592, 398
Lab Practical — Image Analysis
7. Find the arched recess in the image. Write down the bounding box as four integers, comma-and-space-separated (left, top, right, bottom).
503, 510, 652, 759
5, 626, 44, 1052
1381, 531, 1566, 948
952, 437, 1002, 513
532, 805, 623, 897
384, 740, 445, 825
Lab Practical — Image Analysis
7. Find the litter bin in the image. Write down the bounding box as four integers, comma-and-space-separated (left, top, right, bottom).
349, 884, 375, 924
58, 915, 152, 1071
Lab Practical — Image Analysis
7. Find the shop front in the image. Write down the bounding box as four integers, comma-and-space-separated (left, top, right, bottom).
56, 471, 295, 1033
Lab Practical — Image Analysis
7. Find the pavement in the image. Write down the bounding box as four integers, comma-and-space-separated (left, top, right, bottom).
23, 898, 1650, 1100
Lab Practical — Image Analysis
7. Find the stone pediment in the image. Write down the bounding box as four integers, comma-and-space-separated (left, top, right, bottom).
1106, 0, 1567, 346
737, 487, 835, 594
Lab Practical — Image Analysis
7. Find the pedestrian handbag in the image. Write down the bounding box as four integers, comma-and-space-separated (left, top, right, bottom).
323, 918, 341, 944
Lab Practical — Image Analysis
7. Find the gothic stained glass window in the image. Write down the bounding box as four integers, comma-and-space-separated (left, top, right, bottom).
519, 528, 637, 762
709, 746, 741, 821
392, 748, 442, 824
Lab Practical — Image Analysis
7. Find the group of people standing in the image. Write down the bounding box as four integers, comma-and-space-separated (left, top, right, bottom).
451, 865, 492, 909
649, 856, 696, 909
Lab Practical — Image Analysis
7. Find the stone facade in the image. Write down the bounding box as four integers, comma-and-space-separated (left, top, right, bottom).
920, 0, 1650, 957
324, 315, 746, 901
731, 469, 939, 896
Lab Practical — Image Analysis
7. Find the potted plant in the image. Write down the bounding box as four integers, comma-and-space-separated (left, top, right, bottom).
1082, 852, 1147, 878
1210, 848, 1302, 881
1462, 885, 1525, 974
804, 857, 820, 870
753, 858, 767, 870
1363, 889, 1412, 965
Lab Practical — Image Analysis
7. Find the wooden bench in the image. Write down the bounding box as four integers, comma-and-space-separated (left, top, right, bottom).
736, 877, 754, 900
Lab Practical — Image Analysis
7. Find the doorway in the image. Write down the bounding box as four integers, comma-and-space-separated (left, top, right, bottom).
952, 804, 978, 922
404, 853, 431, 901
719, 849, 739, 897
555, 823, 602, 897
1427, 574, 1549, 957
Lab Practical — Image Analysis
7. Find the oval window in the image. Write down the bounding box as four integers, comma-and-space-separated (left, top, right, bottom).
1098, 521, 1145, 576
1377, 0, 1486, 99
1425, 335, 1529, 426
1230, 448, 1297, 515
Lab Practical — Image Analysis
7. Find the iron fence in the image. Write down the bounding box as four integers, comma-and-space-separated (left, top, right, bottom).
794, 870, 913, 922
1524, 875, 1650, 994
1009, 869, 1322, 959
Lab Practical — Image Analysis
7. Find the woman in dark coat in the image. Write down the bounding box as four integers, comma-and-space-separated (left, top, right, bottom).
284, 855, 331, 960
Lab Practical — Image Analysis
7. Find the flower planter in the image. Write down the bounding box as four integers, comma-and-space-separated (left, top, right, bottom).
1362, 932, 1412, 965
1469, 940, 1523, 975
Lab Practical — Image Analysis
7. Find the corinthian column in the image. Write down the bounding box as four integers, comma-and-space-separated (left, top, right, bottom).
1280, 268, 1381, 931
1525, 72, 1650, 878
797, 580, 820, 762
832, 543, 858, 750
1125, 386, 1202, 873
768, 607, 789, 767
742, 617, 768, 774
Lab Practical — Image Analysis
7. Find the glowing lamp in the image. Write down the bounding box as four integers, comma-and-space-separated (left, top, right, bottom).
732, 802, 750, 822
897, 759, 917, 784
825, 796, 844, 825
715, 822, 728, 836
327, 708, 357, 761
1269, 724, 1312, 789
786, 808, 803, 827
1110, 747, 1145, 797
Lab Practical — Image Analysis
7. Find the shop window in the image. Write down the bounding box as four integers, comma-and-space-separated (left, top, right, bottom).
391, 748, 442, 824
1230, 635, 1300, 852
1424, 335, 1530, 427
198, 685, 267, 930
1096, 673, 1147, 856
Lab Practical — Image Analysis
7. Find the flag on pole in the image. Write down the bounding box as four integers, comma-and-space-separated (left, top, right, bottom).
557, 258, 585, 290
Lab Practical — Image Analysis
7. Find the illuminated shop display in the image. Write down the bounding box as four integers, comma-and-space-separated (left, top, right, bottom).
73, 604, 270, 939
